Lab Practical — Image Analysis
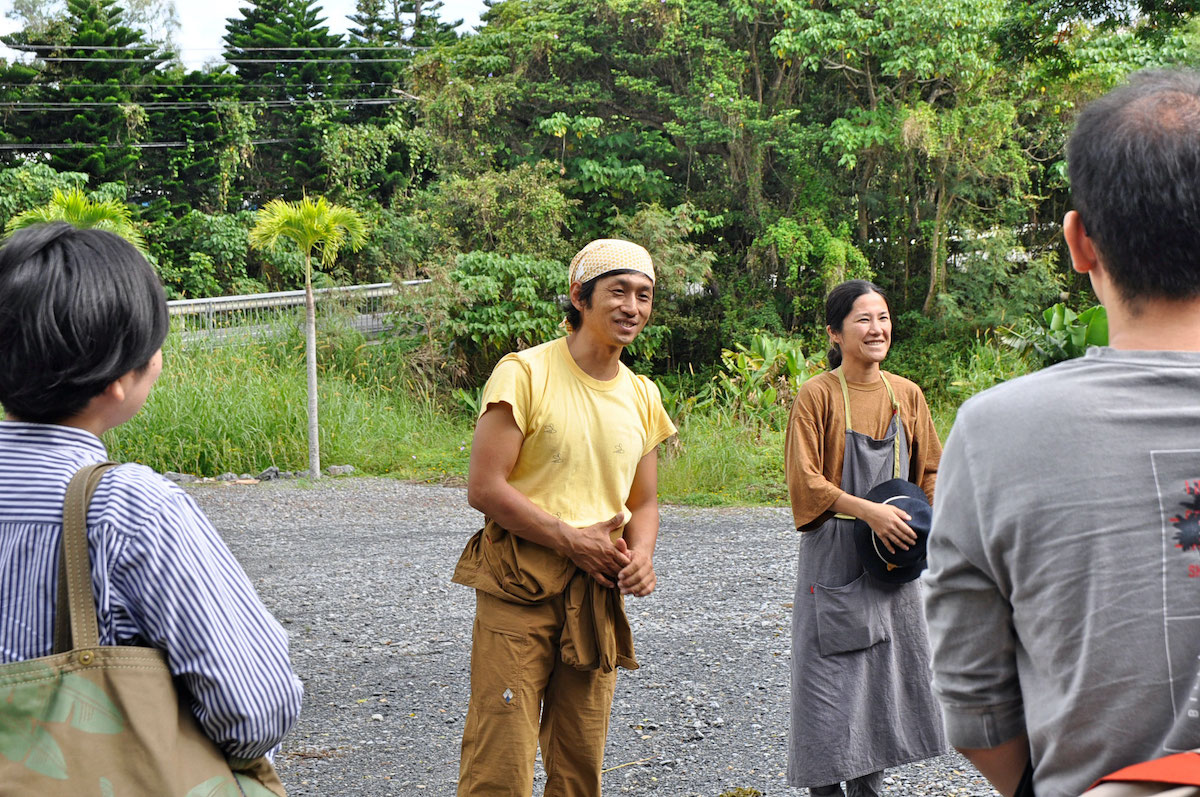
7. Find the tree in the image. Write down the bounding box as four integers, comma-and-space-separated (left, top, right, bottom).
6, 0, 179, 45
248, 196, 368, 479
403, 0, 461, 48
6, 187, 148, 253
0, 163, 91, 229
771, 0, 1031, 313
223, 0, 351, 200
137, 67, 247, 214
993, 0, 1200, 72
0, 0, 166, 184
347, 0, 407, 91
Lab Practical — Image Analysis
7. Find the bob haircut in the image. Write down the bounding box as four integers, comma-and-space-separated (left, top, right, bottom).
1068, 69, 1200, 302
563, 268, 644, 332
0, 223, 169, 424
825, 279, 889, 369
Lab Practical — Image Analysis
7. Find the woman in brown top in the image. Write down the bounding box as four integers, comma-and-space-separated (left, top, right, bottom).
784, 280, 946, 797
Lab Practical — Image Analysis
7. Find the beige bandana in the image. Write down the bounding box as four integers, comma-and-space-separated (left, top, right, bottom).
568, 239, 655, 285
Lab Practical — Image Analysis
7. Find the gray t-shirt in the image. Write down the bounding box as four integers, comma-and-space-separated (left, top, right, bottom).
924, 347, 1200, 797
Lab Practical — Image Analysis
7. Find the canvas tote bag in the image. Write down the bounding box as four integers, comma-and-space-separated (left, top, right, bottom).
0, 462, 288, 796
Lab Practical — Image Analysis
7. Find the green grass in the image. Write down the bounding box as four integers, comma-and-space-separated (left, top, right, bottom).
658, 410, 788, 506
931, 400, 959, 444
106, 336, 473, 482
106, 332, 984, 505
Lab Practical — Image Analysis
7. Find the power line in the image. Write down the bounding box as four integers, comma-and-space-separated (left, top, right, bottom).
0, 82, 412, 97
33, 56, 419, 64
0, 81, 406, 90
0, 96, 415, 111
7, 44, 432, 52
0, 138, 295, 150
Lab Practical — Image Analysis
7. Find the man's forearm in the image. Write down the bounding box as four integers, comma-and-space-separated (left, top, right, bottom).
957, 735, 1030, 797
469, 476, 574, 554
622, 503, 658, 554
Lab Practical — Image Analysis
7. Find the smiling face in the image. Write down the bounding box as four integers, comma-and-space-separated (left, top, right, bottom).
828, 291, 891, 369
572, 271, 655, 347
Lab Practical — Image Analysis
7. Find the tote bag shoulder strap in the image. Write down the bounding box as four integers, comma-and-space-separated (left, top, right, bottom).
53, 461, 119, 654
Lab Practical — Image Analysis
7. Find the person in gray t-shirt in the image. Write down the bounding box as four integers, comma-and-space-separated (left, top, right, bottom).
924, 69, 1200, 797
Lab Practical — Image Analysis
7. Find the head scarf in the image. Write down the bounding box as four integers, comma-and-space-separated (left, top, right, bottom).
568, 239, 655, 285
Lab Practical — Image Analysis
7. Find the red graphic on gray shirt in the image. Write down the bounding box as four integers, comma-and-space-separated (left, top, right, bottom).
1170, 480, 1200, 553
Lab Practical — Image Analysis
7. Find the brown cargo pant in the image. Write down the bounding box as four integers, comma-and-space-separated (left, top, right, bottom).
457, 590, 618, 797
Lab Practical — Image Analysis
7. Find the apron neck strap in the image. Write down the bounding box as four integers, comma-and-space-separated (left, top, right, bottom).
836, 367, 899, 431
836, 368, 902, 480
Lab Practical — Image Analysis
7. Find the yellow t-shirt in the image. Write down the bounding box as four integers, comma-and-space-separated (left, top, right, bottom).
479, 337, 677, 529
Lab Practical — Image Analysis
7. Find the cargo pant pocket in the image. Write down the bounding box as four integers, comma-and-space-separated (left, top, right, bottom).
813, 572, 890, 656
470, 620, 533, 713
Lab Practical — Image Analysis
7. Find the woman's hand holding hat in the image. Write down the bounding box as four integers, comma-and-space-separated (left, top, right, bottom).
863, 502, 918, 554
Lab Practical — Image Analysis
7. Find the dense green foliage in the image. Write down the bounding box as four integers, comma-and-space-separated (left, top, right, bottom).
2, 0, 1197, 414
1001, 302, 1108, 364
6, 186, 148, 252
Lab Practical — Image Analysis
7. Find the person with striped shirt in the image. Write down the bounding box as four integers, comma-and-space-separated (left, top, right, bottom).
0, 223, 303, 761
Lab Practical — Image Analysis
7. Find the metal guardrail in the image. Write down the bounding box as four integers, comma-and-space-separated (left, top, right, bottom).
167, 279, 430, 346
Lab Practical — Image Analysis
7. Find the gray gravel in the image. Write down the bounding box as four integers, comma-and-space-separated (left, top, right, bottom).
187, 478, 1000, 797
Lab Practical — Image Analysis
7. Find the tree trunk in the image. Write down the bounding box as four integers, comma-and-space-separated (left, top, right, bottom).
921, 179, 950, 315
305, 257, 321, 479
856, 152, 876, 246
904, 154, 918, 307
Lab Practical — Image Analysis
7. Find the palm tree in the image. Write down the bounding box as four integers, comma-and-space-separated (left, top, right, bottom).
5, 188, 148, 253
249, 196, 368, 479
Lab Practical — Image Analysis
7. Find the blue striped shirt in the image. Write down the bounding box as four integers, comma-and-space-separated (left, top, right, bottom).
0, 421, 303, 759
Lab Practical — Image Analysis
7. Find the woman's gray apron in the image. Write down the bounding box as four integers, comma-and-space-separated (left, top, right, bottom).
787, 369, 946, 787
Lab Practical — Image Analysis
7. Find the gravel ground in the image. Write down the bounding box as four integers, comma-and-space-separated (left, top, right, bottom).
187, 478, 1000, 797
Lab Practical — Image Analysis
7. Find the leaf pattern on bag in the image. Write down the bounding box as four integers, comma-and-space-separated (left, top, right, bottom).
185, 775, 244, 797
0, 665, 125, 781
0, 670, 56, 718
99, 776, 116, 797
0, 715, 68, 780
235, 772, 282, 796
40, 673, 124, 733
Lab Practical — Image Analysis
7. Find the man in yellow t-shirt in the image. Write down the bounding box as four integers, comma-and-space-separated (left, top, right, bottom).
453, 239, 676, 797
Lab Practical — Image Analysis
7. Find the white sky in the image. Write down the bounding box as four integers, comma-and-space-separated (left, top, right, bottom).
0, 0, 488, 69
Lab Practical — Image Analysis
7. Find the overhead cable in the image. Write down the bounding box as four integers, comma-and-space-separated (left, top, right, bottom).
0, 137, 295, 150
30, 56, 419, 64
0, 81, 406, 90
0, 96, 414, 110
6, 44, 432, 52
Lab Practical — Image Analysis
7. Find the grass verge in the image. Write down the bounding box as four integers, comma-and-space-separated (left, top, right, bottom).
105, 337, 473, 483
107, 332, 979, 507
657, 411, 787, 506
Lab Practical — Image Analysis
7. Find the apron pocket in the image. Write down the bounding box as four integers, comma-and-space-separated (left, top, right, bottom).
813, 572, 890, 656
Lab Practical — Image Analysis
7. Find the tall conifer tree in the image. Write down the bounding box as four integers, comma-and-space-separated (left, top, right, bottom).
346, 0, 405, 105
1, 0, 164, 183
223, 0, 349, 200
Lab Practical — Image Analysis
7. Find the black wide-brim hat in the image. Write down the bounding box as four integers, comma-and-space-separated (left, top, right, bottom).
853, 478, 931, 585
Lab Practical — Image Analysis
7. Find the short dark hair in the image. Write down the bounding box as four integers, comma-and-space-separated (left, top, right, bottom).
563, 268, 643, 331
825, 279, 888, 369
0, 223, 169, 423
1068, 69, 1200, 301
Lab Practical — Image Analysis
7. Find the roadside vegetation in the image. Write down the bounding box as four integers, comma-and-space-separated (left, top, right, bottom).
2, 0, 1165, 502
105, 307, 1083, 505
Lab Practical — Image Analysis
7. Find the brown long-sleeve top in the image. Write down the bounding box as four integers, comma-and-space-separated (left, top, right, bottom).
784, 369, 941, 530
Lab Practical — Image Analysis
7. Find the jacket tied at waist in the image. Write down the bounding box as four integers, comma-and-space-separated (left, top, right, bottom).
452, 519, 638, 673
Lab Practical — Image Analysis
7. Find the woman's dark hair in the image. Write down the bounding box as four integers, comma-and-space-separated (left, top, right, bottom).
563, 268, 643, 331
825, 279, 888, 369
1068, 69, 1200, 301
0, 222, 169, 423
